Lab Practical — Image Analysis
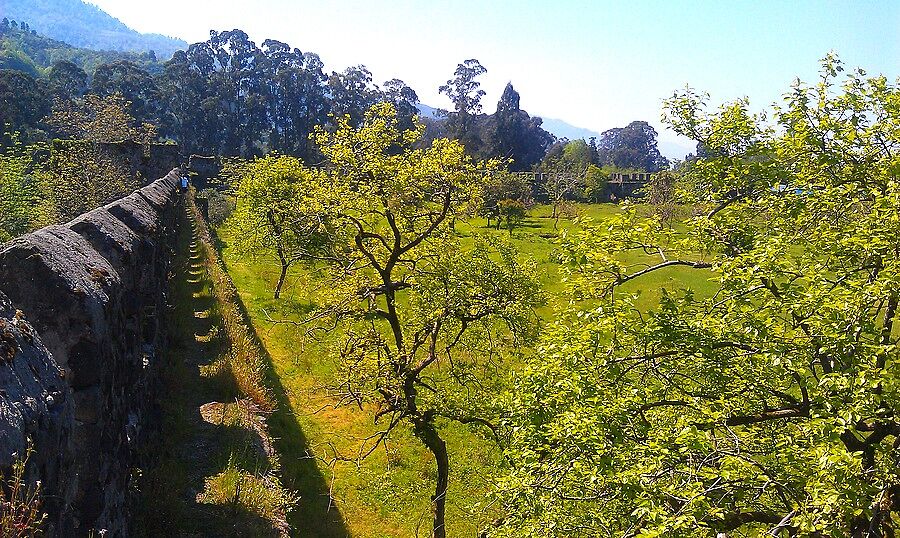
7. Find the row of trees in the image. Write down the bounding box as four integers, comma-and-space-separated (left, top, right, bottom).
2, 24, 673, 176
0, 29, 555, 170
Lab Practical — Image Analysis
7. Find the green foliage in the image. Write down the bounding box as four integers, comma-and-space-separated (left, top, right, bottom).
582, 163, 607, 202
498, 198, 526, 235
215, 201, 643, 537
438, 58, 488, 154
0, 69, 51, 141
42, 140, 139, 222
480, 172, 533, 227
45, 93, 157, 143
229, 154, 338, 299
198, 188, 234, 226
486, 83, 554, 171
561, 139, 593, 168
306, 102, 544, 537
0, 136, 50, 242
596, 120, 670, 172
493, 55, 900, 536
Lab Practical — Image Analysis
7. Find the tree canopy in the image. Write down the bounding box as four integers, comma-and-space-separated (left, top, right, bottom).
596, 120, 669, 172
493, 55, 900, 537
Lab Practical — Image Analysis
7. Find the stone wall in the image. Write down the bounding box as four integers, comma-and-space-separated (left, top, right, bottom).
187, 154, 220, 190
51, 140, 183, 186
0, 169, 181, 536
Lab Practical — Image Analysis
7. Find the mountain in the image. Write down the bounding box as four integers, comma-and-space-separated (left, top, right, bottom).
0, 21, 162, 75
537, 117, 599, 141
416, 103, 443, 120
0, 0, 187, 59
658, 139, 694, 162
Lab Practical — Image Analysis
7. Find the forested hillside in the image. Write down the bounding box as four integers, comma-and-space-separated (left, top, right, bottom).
0, 20, 160, 76
0, 0, 186, 58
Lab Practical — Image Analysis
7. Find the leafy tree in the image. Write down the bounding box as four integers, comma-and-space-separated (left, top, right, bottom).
642, 169, 683, 226
0, 135, 49, 240
47, 60, 87, 100
542, 168, 582, 226
328, 65, 380, 128
207, 29, 270, 157
486, 83, 554, 171
45, 93, 157, 143
538, 139, 591, 172
439, 59, 487, 153
582, 163, 607, 202
587, 136, 599, 164
0, 69, 50, 141
91, 60, 161, 126
497, 198, 526, 235
156, 49, 207, 152
596, 120, 669, 172
381, 78, 420, 132
310, 103, 543, 538
536, 139, 592, 223
480, 172, 533, 229
261, 40, 329, 159
561, 139, 592, 168
493, 56, 900, 537
229, 154, 336, 299
44, 139, 139, 221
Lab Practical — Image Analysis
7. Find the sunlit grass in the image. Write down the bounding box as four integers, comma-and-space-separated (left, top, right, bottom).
216, 201, 717, 536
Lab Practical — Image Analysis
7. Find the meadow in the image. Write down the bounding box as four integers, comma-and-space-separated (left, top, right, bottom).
215, 202, 717, 537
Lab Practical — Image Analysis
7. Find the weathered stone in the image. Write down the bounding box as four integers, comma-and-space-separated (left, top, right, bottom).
0, 167, 181, 537
0, 291, 74, 534
106, 193, 160, 237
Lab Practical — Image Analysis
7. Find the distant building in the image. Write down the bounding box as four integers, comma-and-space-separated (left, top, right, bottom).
606, 172, 650, 201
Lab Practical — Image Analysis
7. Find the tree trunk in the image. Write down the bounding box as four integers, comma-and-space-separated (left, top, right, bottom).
414, 417, 449, 538
274, 261, 288, 299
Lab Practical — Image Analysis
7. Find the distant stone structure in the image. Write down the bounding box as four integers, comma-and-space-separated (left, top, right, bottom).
510, 170, 651, 202
188, 154, 221, 190
50, 140, 182, 186
0, 170, 181, 536
606, 172, 649, 200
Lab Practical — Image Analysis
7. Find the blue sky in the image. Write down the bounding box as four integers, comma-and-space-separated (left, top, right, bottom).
90, 0, 900, 158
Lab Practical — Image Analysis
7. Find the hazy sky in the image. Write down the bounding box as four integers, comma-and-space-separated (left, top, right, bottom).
89, 0, 900, 156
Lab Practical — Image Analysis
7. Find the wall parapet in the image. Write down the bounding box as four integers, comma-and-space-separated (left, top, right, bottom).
0, 169, 182, 536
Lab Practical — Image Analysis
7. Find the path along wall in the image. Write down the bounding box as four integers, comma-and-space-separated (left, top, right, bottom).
0, 169, 182, 536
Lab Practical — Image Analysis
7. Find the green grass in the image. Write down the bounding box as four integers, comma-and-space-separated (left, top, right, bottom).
130, 201, 293, 537
216, 202, 718, 537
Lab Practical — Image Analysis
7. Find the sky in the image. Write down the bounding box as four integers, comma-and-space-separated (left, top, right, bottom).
89, 0, 900, 158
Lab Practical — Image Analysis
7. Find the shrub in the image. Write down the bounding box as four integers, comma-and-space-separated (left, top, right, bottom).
0, 451, 46, 537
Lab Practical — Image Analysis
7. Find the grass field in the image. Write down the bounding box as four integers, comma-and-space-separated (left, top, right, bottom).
216, 202, 718, 537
